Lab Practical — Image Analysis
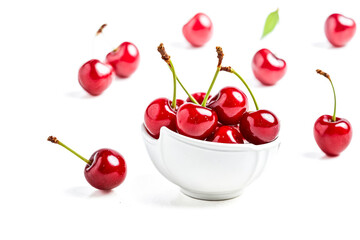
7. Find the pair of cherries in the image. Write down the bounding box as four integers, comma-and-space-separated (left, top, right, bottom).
78, 25, 140, 96
144, 44, 280, 145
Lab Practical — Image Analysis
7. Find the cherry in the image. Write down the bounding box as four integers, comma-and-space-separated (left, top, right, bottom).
144, 98, 177, 139
176, 103, 218, 140
106, 42, 140, 78
182, 13, 213, 47
239, 110, 280, 145
325, 13, 356, 47
47, 136, 126, 190
252, 48, 286, 86
207, 125, 244, 144
220, 66, 280, 144
78, 59, 114, 96
186, 92, 210, 104
313, 69, 352, 156
207, 86, 249, 125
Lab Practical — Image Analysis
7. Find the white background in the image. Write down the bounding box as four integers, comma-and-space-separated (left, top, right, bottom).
1, 0, 359, 239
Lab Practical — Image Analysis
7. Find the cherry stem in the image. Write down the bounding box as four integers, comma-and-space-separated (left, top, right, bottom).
221, 66, 259, 110
157, 43, 199, 105
169, 61, 177, 109
316, 69, 337, 122
96, 24, 107, 36
47, 136, 90, 165
201, 47, 224, 107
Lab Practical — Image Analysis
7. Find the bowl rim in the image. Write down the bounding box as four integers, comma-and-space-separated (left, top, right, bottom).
141, 124, 280, 152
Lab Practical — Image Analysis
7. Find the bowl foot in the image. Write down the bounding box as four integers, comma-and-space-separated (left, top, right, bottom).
180, 189, 243, 201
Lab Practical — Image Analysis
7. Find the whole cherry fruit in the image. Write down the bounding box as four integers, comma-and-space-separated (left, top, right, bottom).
314, 115, 352, 156
207, 86, 249, 125
182, 13, 213, 47
78, 59, 114, 96
144, 98, 184, 139
176, 103, 218, 140
106, 42, 140, 78
325, 13, 356, 47
313, 69, 352, 156
240, 110, 280, 145
252, 48, 286, 86
85, 148, 127, 190
47, 136, 126, 190
208, 126, 244, 144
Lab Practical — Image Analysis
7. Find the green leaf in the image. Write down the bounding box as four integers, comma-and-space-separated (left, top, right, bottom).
261, 9, 279, 39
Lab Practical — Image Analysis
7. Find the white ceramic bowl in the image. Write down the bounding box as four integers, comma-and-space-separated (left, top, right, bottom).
141, 125, 280, 200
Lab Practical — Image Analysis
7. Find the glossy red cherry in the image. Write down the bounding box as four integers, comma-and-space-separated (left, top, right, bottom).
186, 92, 210, 104
106, 42, 140, 78
144, 98, 181, 139
207, 86, 249, 125
47, 136, 126, 190
314, 115, 352, 156
78, 59, 114, 96
85, 148, 127, 190
182, 13, 213, 47
314, 69, 352, 156
176, 103, 218, 140
252, 48, 286, 86
325, 13, 356, 47
240, 110, 280, 145
208, 126, 244, 144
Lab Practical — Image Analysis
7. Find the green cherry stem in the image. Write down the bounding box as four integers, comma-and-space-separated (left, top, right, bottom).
221, 66, 259, 110
47, 136, 90, 165
316, 69, 337, 122
202, 67, 220, 106
157, 43, 199, 105
201, 46, 224, 107
169, 61, 177, 109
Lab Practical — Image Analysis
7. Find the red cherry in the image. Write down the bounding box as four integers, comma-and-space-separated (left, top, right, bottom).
47, 137, 126, 190
186, 92, 210, 104
208, 126, 244, 144
314, 69, 352, 156
182, 13, 213, 47
314, 115, 352, 156
85, 148, 127, 190
207, 86, 249, 125
252, 48, 286, 86
176, 103, 218, 140
78, 59, 114, 96
240, 110, 280, 145
106, 42, 140, 78
325, 13, 356, 47
144, 98, 180, 139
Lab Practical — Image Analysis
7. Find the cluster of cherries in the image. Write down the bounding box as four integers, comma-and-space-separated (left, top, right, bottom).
144, 44, 280, 145
78, 24, 140, 96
